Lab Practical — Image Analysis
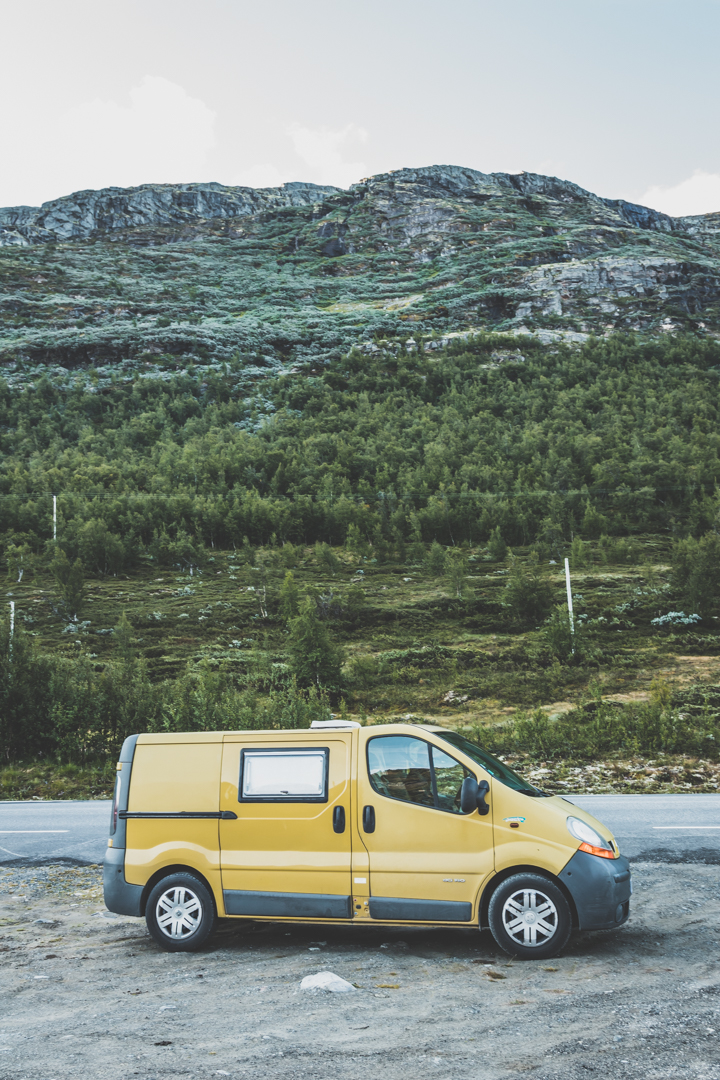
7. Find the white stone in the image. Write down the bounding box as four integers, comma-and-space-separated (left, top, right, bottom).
300, 971, 356, 993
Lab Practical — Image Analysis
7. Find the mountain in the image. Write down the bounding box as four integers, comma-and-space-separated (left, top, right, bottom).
1, 165, 720, 379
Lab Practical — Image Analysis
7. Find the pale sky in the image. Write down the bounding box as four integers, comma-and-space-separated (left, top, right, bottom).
2, 0, 720, 216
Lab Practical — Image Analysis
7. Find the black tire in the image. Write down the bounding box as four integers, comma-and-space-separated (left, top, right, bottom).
145, 872, 217, 952
488, 873, 572, 960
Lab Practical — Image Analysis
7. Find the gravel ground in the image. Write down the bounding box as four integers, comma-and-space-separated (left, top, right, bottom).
1, 862, 719, 1080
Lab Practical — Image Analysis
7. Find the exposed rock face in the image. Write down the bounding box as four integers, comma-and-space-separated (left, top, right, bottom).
0, 166, 707, 248
0, 181, 339, 246
1, 164, 719, 370
516, 256, 685, 322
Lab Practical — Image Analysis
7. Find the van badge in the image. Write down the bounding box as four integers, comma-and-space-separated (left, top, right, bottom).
504, 816, 526, 823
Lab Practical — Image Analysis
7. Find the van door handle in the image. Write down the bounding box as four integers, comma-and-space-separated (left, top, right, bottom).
363, 805, 375, 833
333, 806, 346, 834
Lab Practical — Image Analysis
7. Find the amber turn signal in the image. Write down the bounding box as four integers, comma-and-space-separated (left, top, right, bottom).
578, 841, 616, 859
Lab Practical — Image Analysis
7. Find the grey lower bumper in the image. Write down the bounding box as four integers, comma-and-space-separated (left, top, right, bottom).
559, 849, 631, 931
103, 847, 144, 917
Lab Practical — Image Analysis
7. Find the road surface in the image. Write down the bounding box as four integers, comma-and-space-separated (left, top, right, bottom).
0, 794, 718, 865
0, 800, 111, 865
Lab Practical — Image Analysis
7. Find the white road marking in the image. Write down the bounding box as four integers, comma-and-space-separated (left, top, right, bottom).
652, 825, 720, 829
0, 830, 69, 834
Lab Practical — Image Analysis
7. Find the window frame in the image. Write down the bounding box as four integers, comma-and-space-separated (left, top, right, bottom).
238, 746, 330, 804
366, 734, 471, 815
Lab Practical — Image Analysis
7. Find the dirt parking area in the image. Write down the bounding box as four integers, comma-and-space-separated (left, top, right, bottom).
0, 862, 719, 1080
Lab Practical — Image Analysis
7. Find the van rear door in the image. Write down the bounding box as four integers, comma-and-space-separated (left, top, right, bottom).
219, 732, 353, 920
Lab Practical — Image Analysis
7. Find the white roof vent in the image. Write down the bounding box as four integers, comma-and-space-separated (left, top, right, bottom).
310, 719, 362, 729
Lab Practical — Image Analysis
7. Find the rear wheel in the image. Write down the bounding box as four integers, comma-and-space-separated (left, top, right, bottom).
488, 873, 571, 960
146, 873, 216, 952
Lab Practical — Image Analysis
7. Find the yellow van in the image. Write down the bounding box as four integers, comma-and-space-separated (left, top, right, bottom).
104, 721, 631, 959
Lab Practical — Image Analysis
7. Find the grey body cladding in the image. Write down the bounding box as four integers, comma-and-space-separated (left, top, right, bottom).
559, 849, 632, 929
104, 734, 144, 917
104, 845, 144, 916
111, 733, 139, 849
223, 890, 353, 919
368, 897, 472, 922
222, 890, 472, 922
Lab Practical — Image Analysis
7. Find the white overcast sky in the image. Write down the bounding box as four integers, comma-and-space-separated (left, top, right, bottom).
2, 0, 720, 216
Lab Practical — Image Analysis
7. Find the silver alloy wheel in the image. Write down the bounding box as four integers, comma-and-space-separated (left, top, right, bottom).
155, 885, 203, 940
501, 887, 559, 947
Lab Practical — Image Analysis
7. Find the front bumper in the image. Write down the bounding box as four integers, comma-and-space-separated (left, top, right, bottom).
103, 847, 144, 917
559, 849, 631, 931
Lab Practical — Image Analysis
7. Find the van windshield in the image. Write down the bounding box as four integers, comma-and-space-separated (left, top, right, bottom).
435, 732, 549, 797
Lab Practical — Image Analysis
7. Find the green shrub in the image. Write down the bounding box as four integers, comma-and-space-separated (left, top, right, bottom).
672, 531, 720, 615
503, 553, 555, 625
287, 596, 344, 688
315, 542, 340, 576
544, 604, 576, 660
50, 549, 85, 619
445, 549, 469, 599
570, 536, 587, 569
427, 540, 447, 576
487, 527, 508, 562
279, 570, 300, 619
78, 519, 127, 576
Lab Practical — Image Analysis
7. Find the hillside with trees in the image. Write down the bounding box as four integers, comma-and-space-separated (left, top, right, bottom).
2, 166, 720, 794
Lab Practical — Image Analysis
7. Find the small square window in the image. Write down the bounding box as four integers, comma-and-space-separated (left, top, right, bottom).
239, 748, 329, 802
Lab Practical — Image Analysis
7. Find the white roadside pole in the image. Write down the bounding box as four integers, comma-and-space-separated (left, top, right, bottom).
53, 495, 57, 542
564, 557, 575, 654
9, 600, 14, 660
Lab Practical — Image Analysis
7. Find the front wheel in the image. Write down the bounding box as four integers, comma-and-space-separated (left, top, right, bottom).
146, 873, 217, 952
488, 873, 571, 960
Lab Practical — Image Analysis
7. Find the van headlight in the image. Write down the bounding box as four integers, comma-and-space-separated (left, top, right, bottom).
567, 816, 615, 858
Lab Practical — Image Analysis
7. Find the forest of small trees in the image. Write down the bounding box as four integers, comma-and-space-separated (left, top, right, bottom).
3, 330, 720, 771
2, 331, 720, 561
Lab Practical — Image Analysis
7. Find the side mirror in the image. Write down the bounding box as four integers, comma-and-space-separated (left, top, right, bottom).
460, 776, 490, 816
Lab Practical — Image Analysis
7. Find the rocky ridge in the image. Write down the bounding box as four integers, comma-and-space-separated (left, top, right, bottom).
0, 167, 699, 247
1, 164, 720, 373
0, 181, 339, 246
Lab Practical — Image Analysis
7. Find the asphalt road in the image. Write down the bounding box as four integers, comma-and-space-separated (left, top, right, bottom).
0, 794, 718, 866
0, 800, 111, 866
569, 793, 720, 863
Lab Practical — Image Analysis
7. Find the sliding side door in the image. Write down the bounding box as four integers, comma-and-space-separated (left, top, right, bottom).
219, 732, 353, 920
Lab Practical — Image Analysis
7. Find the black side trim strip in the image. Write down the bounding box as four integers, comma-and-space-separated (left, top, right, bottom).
120, 811, 237, 820
368, 897, 473, 922
223, 889, 352, 919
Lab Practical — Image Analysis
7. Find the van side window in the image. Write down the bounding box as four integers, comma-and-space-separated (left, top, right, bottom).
239, 748, 329, 803
367, 736, 434, 807
367, 736, 470, 814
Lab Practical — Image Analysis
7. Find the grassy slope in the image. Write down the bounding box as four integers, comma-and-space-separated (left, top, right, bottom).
4, 537, 720, 797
